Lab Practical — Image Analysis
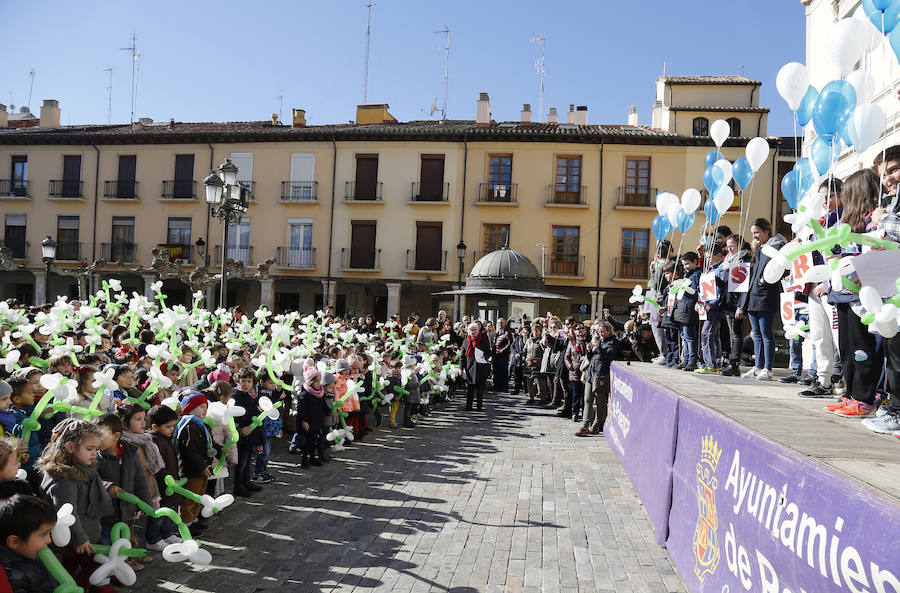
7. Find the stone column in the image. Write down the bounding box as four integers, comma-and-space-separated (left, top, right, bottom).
385, 282, 401, 322
589, 290, 599, 322
142, 274, 156, 300
32, 269, 46, 306
320, 280, 336, 309
459, 295, 467, 320
596, 290, 606, 318
260, 278, 274, 311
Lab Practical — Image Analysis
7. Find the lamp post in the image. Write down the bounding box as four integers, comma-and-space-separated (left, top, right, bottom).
456, 240, 467, 321
204, 158, 247, 309
194, 237, 206, 265
41, 236, 57, 304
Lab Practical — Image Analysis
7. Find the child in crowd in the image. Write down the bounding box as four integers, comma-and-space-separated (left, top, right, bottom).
106, 365, 135, 411
0, 495, 57, 593
232, 369, 262, 497
146, 404, 182, 550
698, 244, 727, 373
115, 402, 162, 556
204, 381, 237, 495
7, 368, 43, 472
295, 368, 327, 468
174, 392, 217, 534
0, 436, 31, 499
0, 381, 15, 435
401, 355, 419, 428
48, 354, 74, 380
253, 369, 283, 484
387, 360, 404, 429
673, 252, 701, 372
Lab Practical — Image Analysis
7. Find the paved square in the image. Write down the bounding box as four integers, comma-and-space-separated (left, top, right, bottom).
135, 392, 687, 593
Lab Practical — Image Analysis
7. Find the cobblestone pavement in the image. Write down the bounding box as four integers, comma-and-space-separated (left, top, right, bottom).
135, 392, 687, 593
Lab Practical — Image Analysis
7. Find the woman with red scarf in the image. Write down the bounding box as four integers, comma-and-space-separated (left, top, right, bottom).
463, 322, 491, 411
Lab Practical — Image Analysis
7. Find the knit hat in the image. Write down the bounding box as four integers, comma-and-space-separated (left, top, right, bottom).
207, 363, 231, 384
303, 366, 321, 384
180, 391, 209, 416
321, 372, 336, 386
334, 359, 351, 373
0, 380, 10, 398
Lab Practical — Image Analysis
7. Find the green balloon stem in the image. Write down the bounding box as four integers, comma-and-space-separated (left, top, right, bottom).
37, 547, 82, 593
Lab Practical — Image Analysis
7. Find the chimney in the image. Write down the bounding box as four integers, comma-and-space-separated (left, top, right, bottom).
0, 104, 7, 128
476, 92, 491, 126
567, 104, 575, 124
575, 105, 588, 125
356, 103, 397, 124
138, 117, 153, 126
548, 107, 558, 124
520, 104, 532, 124
627, 105, 638, 126
292, 108, 306, 128
39, 99, 60, 128
271, 113, 279, 125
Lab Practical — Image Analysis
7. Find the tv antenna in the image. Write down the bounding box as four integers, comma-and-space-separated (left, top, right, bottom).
362, 1, 374, 103
26, 69, 35, 111
436, 26, 450, 120
121, 34, 142, 130
739, 64, 745, 77
102, 66, 113, 124
530, 36, 546, 122
276, 88, 284, 123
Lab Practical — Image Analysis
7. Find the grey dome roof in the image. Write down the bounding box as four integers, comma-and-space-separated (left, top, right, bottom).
467, 247, 544, 291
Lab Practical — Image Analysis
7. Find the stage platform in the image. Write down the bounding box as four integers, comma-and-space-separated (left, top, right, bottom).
606, 361, 900, 593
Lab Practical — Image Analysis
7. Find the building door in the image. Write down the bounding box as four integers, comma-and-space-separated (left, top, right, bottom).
10, 156, 27, 197
415, 222, 442, 270
350, 221, 376, 268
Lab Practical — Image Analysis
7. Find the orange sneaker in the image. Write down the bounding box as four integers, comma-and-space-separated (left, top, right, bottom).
833, 399, 876, 418
824, 397, 849, 413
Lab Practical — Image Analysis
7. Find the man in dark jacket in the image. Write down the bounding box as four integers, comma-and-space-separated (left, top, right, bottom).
673, 252, 701, 371
508, 325, 527, 395
463, 323, 491, 411
492, 318, 512, 392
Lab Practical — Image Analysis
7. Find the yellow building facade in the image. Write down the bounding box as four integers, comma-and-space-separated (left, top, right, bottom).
0, 78, 795, 320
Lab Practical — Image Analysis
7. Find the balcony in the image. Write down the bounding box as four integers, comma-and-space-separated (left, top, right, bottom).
156, 244, 195, 265
0, 180, 30, 198
49, 180, 84, 199
476, 183, 517, 204
103, 180, 139, 200
281, 181, 318, 202
276, 246, 317, 269
161, 180, 197, 200
344, 181, 383, 202
616, 186, 658, 208
55, 242, 84, 262
214, 245, 253, 266
100, 242, 137, 262
410, 181, 450, 202
543, 253, 586, 278
612, 256, 650, 281
546, 184, 587, 206
405, 249, 447, 272
1, 240, 28, 260
340, 247, 382, 271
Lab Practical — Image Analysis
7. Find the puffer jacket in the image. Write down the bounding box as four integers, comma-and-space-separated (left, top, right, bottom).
39, 461, 114, 549
739, 233, 787, 313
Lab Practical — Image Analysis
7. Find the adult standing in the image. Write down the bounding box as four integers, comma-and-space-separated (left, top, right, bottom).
492, 318, 512, 392
524, 323, 545, 404
720, 234, 751, 376
648, 240, 672, 361
509, 323, 527, 395
463, 322, 491, 411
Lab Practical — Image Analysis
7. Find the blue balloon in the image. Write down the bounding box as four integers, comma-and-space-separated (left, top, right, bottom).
810, 136, 837, 176
891, 26, 900, 65
704, 199, 721, 225
862, 0, 900, 33
795, 157, 816, 197
796, 85, 818, 126
703, 165, 724, 194
705, 149, 722, 169
652, 215, 674, 242
812, 80, 856, 142
732, 158, 754, 191
841, 120, 854, 147
676, 209, 695, 233
781, 170, 800, 210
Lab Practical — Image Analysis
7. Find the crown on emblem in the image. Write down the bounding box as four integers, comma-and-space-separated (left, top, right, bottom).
700, 435, 722, 471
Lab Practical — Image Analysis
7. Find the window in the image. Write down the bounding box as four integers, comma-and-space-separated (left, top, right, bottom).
225, 218, 251, 264
482, 224, 510, 254
354, 154, 379, 200
116, 155, 137, 199
624, 157, 651, 205
621, 229, 650, 279
726, 117, 741, 137
414, 221, 443, 270
289, 153, 315, 200
417, 155, 445, 201
287, 221, 313, 267
167, 217, 191, 245
111, 216, 135, 261
56, 216, 80, 260
62, 155, 82, 197
3, 214, 26, 259
229, 152, 253, 198
550, 226, 580, 275
554, 156, 582, 203
173, 154, 195, 198
692, 117, 709, 137
10, 156, 27, 196
349, 220, 377, 268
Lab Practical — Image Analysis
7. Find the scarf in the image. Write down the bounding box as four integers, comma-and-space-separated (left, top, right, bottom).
119, 431, 166, 475
304, 382, 324, 398
174, 415, 217, 458
465, 333, 481, 358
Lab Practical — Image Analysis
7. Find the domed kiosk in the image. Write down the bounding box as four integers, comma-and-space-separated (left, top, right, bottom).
434, 246, 567, 321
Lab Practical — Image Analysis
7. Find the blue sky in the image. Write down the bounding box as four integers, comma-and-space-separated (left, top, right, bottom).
1, 0, 805, 134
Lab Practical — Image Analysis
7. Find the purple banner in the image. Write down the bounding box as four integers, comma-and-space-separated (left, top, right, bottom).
667, 397, 900, 593
605, 362, 679, 545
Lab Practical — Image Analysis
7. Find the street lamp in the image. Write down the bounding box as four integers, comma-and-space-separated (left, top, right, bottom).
204, 158, 248, 309
194, 237, 206, 263
41, 236, 57, 304
456, 240, 467, 321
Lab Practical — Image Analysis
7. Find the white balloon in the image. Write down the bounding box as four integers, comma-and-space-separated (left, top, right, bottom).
847, 103, 886, 152
714, 185, 734, 215
830, 18, 872, 77
681, 188, 702, 213
656, 192, 679, 216
710, 119, 730, 148
859, 285, 883, 316
666, 203, 681, 227
853, 5, 880, 52
845, 69, 875, 106
745, 137, 769, 172
713, 159, 733, 185
776, 63, 810, 111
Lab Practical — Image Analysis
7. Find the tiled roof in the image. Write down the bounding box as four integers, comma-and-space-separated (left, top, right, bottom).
0, 118, 777, 148
668, 106, 770, 113
661, 75, 762, 85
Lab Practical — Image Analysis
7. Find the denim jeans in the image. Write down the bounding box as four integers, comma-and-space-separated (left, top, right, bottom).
569, 380, 584, 418
789, 312, 810, 376
254, 436, 273, 475
701, 310, 722, 367
748, 311, 776, 371
680, 322, 698, 365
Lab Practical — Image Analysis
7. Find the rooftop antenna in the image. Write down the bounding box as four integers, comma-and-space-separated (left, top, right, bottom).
121, 34, 140, 130
739, 64, 745, 77
276, 88, 284, 123
26, 69, 35, 111
436, 26, 450, 120
362, 1, 374, 103
102, 66, 113, 124
530, 36, 546, 122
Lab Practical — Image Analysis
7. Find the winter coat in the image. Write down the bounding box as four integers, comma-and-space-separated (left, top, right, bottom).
509, 332, 526, 370
0, 546, 53, 593
11, 409, 39, 470
39, 461, 114, 549
564, 338, 588, 382
416, 327, 437, 347
587, 336, 625, 387
493, 328, 512, 357
739, 233, 787, 313
176, 420, 215, 479
296, 387, 328, 434
0, 410, 16, 435
524, 336, 544, 370
232, 389, 263, 447
96, 443, 152, 522
463, 332, 491, 386
151, 432, 182, 508
672, 268, 701, 324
